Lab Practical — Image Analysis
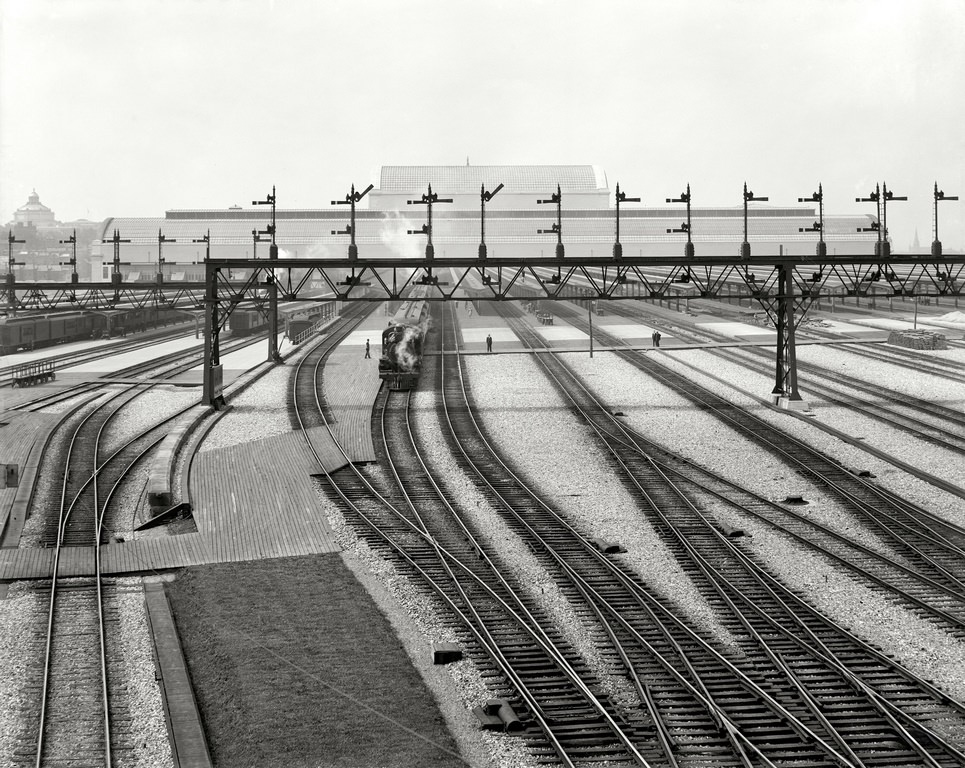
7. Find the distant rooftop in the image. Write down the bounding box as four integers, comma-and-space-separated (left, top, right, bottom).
378, 165, 608, 193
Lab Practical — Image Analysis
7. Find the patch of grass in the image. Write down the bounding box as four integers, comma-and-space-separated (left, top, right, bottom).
166, 555, 467, 767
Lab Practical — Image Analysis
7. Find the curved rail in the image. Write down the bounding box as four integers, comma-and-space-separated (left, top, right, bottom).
290, 307, 653, 766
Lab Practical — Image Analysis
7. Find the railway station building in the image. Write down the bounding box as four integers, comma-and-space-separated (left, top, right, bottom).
90, 164, 879, 283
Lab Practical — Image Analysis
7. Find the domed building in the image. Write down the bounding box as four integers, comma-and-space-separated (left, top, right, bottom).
12, 189, 57, 227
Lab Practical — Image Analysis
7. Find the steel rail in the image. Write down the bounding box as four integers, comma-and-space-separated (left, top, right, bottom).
379, 388, 652, 766
511, 310, 965, 625
500, 305, 965, 763
35, 398, 114, 768
715, 344, 965, 451
500, 311, 870, 764
292, 318, 588, 767
399, 372, 662, 760
441, 309, 845, 766
290, 309, 655, 766
610, 344, 965, 579
645, 458, 965, 631
554, 300, 965, 583
10, 331, 271, 413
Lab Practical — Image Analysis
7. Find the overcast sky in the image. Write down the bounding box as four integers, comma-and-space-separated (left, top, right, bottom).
2, 0, 963, 250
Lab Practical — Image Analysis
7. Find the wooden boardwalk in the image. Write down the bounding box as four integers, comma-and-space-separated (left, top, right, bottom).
0, 317, 390, 580
321, 314, 386, 463
0, 410, 60, 546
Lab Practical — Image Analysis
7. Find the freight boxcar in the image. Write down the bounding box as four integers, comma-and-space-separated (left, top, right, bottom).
0, 307, 191, 354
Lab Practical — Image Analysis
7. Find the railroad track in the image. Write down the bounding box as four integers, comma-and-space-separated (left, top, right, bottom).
489, 302, 965, 765
288, 301, 375, 431
434, 304, 941, 765
609, 441, 965, 637
32, 331, 267, 545
803, 330, 965, 381
0, 320, 198, 388
11, 411, 143, 766
8, 331, 264, 413
371, 385, 657, 765
605, 298, 965, 414
9, 325, 283, 765
294, 308, 657, 765
716, 344, 965, 452
292, 298, 965, 765
555, 301, 965, 582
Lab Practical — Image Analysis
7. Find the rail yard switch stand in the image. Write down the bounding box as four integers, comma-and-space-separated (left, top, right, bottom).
473, 700, 523, 732
591, 537, 626, 554
432, 642, 463, 664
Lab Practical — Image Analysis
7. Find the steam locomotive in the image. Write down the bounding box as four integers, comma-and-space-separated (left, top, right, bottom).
379, 295, 430, 391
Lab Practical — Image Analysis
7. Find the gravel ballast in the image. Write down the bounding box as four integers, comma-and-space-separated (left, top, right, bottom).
8, 326, 963, 765
563, 348, 965, 702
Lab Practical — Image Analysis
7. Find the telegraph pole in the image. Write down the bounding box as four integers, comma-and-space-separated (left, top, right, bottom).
798, 184, 826, 257
253, 186, 280, 361
157, 229, 175, 285
479, 182, 504, 259
537, 184, 564, 260
6, 231, 26, 315
59, 229, 78, 303
932, 182, 958, 257
667, 184, 694, 258
105, 229, 131, 303
856, 184, 883, 256
407, 184, 453, 285
880, 182, 907, 258
332, 182, 374, 260
407, 184, 453, 262
741, 182, 768, 258
613, 183, 640, 259
59, 229, 79, 285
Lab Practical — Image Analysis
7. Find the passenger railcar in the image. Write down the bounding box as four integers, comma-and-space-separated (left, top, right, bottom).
227, 300, 338, 338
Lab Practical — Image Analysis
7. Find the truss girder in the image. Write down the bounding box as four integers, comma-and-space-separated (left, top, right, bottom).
3, 254, 964, 313
5, 254, 963, 409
